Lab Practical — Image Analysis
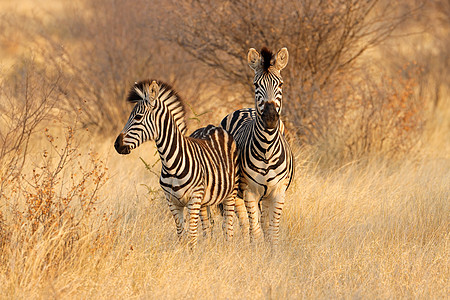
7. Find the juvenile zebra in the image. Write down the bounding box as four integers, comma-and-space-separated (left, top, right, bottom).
221, 47, 294, 245
114, 80, 240, 247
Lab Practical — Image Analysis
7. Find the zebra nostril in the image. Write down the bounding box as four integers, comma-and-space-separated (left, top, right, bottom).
114, 133, 130, 154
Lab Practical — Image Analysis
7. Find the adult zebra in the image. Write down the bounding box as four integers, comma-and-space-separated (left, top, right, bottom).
114, 80, 240, 247
221, 47, 294, 245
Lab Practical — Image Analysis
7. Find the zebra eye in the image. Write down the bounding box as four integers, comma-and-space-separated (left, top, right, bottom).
279, 82, 283, 88
134, 114, 143, 121
254, 82, 259, 88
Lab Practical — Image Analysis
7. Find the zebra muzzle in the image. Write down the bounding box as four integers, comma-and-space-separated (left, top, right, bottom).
114, 133, 131, 155
261, 102, 279, 129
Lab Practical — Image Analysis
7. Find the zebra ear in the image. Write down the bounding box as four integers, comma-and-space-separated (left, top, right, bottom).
148, 81, 159, 106
275, 47, 289, 71
248, 48, 261, 72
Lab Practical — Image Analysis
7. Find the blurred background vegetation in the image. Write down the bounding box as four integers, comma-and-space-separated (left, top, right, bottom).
0, 1, 448, 298
1, 0, 448, 163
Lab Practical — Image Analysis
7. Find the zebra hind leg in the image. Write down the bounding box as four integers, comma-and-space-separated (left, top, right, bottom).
222, 195, 236, 241
235, 197, 249, 238
168, 202, 185, 240
199, 205, 213, 238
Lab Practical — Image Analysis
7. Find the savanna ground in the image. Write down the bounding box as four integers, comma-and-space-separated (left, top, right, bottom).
0, 0, 448, 298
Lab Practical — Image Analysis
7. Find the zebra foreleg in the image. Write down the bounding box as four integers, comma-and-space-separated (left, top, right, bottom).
267, 189, 286, 246
259, 197, 270, 239
244, 190, 263, 243
187, 195, 202, 248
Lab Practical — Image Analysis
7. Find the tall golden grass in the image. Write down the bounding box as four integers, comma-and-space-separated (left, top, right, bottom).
0, 131, 448, 298
0, 0, 449, 298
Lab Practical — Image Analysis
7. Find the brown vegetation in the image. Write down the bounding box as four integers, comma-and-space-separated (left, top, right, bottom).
164, 0, 428, 161
0, 0, 448, 298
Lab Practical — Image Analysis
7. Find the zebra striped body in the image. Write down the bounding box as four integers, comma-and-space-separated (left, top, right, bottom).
115, 80, 239, 247
221, 47, 294, 244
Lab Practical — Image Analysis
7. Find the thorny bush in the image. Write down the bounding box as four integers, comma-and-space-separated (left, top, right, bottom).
0, 123, 113, 277
22, 125, 108, 235
164, 0, 426, 161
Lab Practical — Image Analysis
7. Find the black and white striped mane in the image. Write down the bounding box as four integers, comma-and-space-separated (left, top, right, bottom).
260, 47, 274, 72
127, 79, 187, 135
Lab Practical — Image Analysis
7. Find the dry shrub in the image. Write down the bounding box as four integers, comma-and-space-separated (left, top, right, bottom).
1, 0, 209, 134
163, 0, 424, 161
300, 63, 425, 164
29, 0, 208, 133
381, 0, 450, 111
0, 58, 64, 197
0, 59, 113, 281
0, 123, 113, 282
2, 0, 436, 163
21, 125, 108, 235
165, 0, 407, 86
0, 57, 63, 259
2, 1, 429, 161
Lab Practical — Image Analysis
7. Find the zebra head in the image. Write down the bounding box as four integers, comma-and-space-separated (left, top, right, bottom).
248, 47, 288, 129
114, 81, 160, 155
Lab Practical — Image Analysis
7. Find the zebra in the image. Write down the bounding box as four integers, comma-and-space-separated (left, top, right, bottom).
220, 47, 294, 245
114, 79, 241, 247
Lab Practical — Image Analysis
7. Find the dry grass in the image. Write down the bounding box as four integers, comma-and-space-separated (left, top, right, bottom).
0, 0, 449, 299
0, 132, 448, 299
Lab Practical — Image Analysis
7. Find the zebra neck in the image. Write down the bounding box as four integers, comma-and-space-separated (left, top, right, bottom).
253, 115, 281, 158
154, 107, 186, 173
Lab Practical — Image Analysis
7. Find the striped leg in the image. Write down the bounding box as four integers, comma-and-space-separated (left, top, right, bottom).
260, 197, 270, 239
222, 194, 236, 241
187, 195, 202, 247
244, 189, 263, 242
168, 201, 185, 239
200, 205, 212, 238
235, 197, 249, 237
267, 191, 286, 246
